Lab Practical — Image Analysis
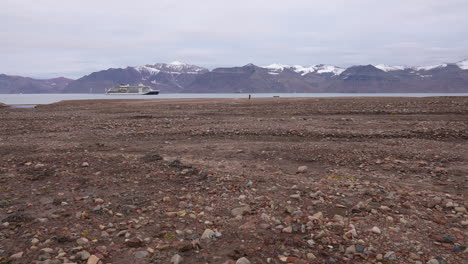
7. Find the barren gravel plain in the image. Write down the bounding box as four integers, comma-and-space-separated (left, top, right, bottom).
0, 97, 467, 264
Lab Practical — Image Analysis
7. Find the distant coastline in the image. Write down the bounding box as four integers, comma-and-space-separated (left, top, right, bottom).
1, 93, 468, 105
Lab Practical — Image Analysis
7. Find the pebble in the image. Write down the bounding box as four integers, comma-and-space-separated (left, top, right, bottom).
297, 166, 308, 173
76, 237, 89, 245
80, 251, 91, 260
10, 252, 23, 259
171, 254, 183, 264
231, 205, 251, 216
427, 259, 439, 264
125, 237, 144, 247
282, 226, 292, 233
345, 245, 356, 255
81, 162, 89, 167
87, 255, 101, 264
290, 194, 301, 199
31, 238, 40, 245
312, 211, 323, 219
236, 257, 251, 264
201, 229, 216, 240
384, 251, 396, 260
134, 251, 148, 259
41, 248, 54, 253
306, 253, 316, 259
409, 252, 420, 260
371, 226, 381, 234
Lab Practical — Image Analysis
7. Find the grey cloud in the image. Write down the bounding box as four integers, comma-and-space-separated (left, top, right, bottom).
1, 0, 468, 78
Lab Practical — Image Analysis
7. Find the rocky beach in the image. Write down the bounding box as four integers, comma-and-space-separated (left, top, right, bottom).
0, 97, 467, 264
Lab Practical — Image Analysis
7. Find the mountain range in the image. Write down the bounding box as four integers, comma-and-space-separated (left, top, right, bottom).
1, 60, 468, 94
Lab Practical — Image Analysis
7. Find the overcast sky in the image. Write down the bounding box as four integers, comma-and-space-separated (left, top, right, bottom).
2, 0, 468, 78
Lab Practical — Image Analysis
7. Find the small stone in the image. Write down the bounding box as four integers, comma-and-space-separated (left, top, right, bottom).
125, 237, 144, 247
236, 257, 251, 264
81, 162, 89, 167
282, 226, 293, 233
345, 245, 356, 255
314, 230, 326, 239
87, 255, 101, 264
371, 226, 381, 234
41, 248, 54, 253
31, 238, 40, 245
454, 206, 466, 213
312, 211, 323, 219
426, 259, 439, 264
76, 237, 89, 245
38, 253, 51, 261
441, 236, 455, 243
171, 254, 183, 264
10, 252, 24, 259
162, 196, 171, 202
134, 251, 148, 259
201, 229, 215, 240
306, 253, 316, 259
409, 252, 420, 260
333, 214, 344, 222
452, 245, 466, 252
306, 239, 315, 248
231, 205, 251, 217
290, 194, 301, 199
355, 244, 365, 253
284, 206, 295, 214
384, 251, 396, 260
80, 251, 91, 260
297, 166, 308, 173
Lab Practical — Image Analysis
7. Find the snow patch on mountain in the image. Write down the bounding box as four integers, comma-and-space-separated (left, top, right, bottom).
414, 64, 447, 71
292, 65, 315, 75
263, 64, 344, 75
314, 64, 345, 75
135, 65, 161, 75
293, 65, 344, 75
456, 59, 468, 70
374, 64, 406, 72
263, 63, 291, 72
134, 62, 207, 75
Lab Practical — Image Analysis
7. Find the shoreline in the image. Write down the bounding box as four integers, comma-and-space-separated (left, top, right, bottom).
1, 93, 468, 106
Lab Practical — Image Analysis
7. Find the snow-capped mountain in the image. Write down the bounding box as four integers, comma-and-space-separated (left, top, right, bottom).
374, 60, 468, 72
63, 62, 209, 93
2, 59, 468, 94
456, 59, 468, 70
374, 64, 407, 72
413, 64, 448, 71
262, 63, 345, 76
135, 61, 208, 75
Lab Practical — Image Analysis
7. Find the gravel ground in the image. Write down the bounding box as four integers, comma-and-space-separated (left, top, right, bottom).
0, 97, 467, 264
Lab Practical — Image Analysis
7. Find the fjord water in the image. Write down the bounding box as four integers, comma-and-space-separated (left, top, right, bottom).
1, 93, 468, 105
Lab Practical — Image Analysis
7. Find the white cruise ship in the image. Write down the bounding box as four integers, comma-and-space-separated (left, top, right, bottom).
106, 84, 160, 95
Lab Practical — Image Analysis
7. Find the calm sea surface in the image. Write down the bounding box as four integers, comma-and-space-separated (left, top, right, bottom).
1, 93, 467, 105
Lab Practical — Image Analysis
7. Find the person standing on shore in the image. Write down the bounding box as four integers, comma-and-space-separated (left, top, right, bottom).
248, 94, 251, 100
